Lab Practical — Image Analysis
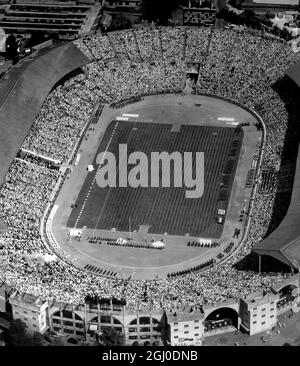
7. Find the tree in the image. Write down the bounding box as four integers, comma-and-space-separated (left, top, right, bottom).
228, 0, 243, 9
243, 9, 255, 19
99, 328, 125, 346
27, 32, 46, 48
152, 340, 162, 346
51, 336, 65, 346
273, 24, 280, 36
6, 319, 43, 346
5, 34, 18, 59
241, 9, 256, 26
260, 15, 273, 27
265, 11, 275, 19
281, 27, 292, 41
0, 329, 7, 346
32, 332, 44, 346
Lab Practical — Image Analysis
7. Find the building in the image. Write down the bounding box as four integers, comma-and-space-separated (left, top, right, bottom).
104, 0, 141, 10
241, 0, 300, 15
240, 276, 299, 335
103, 0, 141, 24
4, 275, 300, 343
124, 309, 165, 346
240, 291, 278, 335
9, 292, 48, 335
167, 306, 204, 346
270, 12, 300, 37
0, 1, 103, 40
48, 299, 165, 345
4, 276, 300, 344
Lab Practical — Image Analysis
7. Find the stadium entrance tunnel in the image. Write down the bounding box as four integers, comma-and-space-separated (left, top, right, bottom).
204, 307, 239, 333
88, 315, 125, 334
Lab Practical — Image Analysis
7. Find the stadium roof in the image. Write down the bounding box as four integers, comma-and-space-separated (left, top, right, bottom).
253, 0, 299, 5
0, 41, 89, 186
253, 138, 300, 268
243, 0, 299, 6
286, 62, 300, 89
242, 0, 299, 5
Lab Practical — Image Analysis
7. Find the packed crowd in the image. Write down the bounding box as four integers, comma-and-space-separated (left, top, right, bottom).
195, 29, 297, 173
0, 26, 299, 311
22, 77, 95, 163
0, 159, 59, 255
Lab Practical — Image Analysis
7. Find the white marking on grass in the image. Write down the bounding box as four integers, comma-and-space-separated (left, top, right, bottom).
74, 122, 119, 228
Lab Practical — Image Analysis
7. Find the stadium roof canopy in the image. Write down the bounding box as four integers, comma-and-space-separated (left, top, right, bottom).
242, 0, 299, 7
285, 62, 300, 89
252, 0, 299, 5
253, 72, 300, 267
253, 148, 300, 268
0, 41, 89, 185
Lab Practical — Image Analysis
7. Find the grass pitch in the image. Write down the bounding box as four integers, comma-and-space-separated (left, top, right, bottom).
67, 121, 243, 238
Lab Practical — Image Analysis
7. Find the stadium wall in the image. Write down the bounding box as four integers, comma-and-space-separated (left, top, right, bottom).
0, 41, 90, 185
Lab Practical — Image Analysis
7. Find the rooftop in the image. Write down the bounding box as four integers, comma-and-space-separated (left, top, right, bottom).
167, 306, 204, 323
243, 290, 279, 307
10, 292, 45, 307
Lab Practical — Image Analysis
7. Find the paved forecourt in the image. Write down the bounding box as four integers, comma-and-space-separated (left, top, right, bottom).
50, 93, 262, 280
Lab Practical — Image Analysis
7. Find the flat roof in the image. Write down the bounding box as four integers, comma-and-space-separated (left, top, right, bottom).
167, 306, 204, 323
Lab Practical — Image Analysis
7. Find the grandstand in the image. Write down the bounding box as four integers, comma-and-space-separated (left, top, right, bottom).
0, 1, 102, 39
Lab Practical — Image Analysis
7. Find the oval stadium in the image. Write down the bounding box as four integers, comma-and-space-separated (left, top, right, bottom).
1, 25, 300, 346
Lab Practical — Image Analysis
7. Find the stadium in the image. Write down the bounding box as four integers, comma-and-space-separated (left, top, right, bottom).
2, 25, 300, 344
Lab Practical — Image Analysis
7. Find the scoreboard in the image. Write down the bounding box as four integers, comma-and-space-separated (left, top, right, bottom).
183, 7, 216, 26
